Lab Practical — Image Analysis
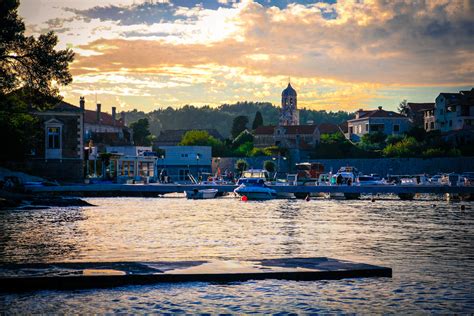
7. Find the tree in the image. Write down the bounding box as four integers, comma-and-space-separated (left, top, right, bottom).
263, 160, 275, 173
398, 99, 409, 116
130, 118, 152, 146
0, 0, 74, 99
0, 0, 74, 161
252, 111, 264, 130
235, 159, 248, 174
231, 115, 249, 139
179, 130, 228, 156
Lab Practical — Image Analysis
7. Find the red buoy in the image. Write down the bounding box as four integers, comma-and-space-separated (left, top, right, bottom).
241, 195, 248, 201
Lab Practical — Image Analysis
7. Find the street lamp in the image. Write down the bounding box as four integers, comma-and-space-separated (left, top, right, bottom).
196, 153, 200, 180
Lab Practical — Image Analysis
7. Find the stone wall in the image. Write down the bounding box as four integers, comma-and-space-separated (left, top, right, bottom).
214, 156, 474, 176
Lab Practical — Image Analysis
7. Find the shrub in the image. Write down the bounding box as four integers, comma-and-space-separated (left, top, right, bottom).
263, 160, 276, 173
235, 159, 248, 173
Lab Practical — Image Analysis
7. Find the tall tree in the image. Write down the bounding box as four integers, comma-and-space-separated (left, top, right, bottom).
252, 111, 264, 130
130, 118, 152, 146
0, 0, 74, 160
231, 115, 249, 139
0, 0, 74, 100
398, 99, 409, 116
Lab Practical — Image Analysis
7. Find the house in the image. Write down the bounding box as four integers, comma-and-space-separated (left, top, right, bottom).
423, 88, 474, 144
81, 97, 132, 148
29, 100, 84, 182
254, 123, 340, 149
424, 88, 474, 133
346, 106, 410, 142
158, 146, 212, 183
405, 102, 435, 126
154, 129, 224, 147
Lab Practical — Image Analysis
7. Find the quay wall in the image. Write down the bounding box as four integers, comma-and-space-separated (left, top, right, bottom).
214, 156, 474, 176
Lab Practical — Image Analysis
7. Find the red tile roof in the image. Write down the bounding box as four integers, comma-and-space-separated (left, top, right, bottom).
254, 125, 276, 135
255, 123, 340, 135
353, 108, 405, 120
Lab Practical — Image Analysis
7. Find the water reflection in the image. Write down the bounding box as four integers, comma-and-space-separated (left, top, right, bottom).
0, 197, 473, 313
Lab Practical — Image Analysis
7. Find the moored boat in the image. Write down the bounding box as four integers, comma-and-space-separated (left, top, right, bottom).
185, 188, 218, 199
234, 178, 277, 200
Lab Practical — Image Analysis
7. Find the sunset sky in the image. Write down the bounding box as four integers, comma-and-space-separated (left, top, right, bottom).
19, 0, 474, 113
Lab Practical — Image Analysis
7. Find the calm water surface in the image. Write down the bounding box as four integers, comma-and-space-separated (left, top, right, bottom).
0, 196, 473, 313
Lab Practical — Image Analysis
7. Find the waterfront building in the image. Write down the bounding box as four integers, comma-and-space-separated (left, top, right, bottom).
81, 97, 132, 148
346, 106, 410, 142
29, 100, 84, 182
154, 129, 224, 147
159, 146, 212, 183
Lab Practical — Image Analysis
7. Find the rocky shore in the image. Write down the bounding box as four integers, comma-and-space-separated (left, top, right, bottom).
0, 189, 94, 210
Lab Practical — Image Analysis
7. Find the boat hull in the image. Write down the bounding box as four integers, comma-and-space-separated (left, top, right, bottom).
185, 189, 218, 199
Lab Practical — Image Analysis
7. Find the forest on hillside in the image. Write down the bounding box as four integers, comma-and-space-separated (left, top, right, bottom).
124, 102, 354, 138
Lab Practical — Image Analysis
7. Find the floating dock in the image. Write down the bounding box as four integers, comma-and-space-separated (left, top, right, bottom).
0, 257, 391, 292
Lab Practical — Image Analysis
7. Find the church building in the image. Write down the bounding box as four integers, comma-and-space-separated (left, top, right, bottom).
254, 83, 340, 149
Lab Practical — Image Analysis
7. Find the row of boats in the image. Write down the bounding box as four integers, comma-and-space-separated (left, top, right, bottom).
186, 165, 474, 201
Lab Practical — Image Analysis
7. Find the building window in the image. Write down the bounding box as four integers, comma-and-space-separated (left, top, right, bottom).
181, 154, 188, 158
47, 127, 60, 149
430, 122, 434, 129
365, 124, 369, 132
393, 124, 400, 132
425, 123, 428, 130
349, 126, 353, 134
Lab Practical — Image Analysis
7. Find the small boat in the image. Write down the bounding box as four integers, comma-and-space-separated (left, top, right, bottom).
234, 179, 277, 200
185, 188, 218, 199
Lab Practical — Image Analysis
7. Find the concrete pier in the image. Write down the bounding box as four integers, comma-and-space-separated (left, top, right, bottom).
27, 183, 474, 198
0, 257, 392, 292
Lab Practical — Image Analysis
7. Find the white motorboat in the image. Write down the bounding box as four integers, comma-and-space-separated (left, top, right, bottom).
234, 178, 277, 200
185, 188, 218, 199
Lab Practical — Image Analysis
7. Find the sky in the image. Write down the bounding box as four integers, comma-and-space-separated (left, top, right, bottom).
19, 0, 474, 113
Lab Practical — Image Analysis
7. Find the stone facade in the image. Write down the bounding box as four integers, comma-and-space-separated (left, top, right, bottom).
30, 101, 84, 182
279, 83, 299, 126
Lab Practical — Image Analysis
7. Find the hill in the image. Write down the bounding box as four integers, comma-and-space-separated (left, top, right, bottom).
124, 102, 354, 138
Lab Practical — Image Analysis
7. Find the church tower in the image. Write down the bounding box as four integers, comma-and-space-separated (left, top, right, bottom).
279, 82, 299, 126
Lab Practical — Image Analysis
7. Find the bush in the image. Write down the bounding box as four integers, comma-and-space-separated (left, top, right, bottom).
235, 159, 248, 173
233, 141, 253, 157
263, 160, 276, 173
383, 137, 421, 157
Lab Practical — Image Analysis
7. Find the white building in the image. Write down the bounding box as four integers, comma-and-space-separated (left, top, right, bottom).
424, 89, 474, 133
347, 106, 411, 142
159, 146, 212, 182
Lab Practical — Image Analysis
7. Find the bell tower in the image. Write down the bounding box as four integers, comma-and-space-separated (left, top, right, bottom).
279, 82, 299, 126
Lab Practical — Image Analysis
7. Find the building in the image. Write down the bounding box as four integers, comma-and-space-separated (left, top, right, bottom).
346, 106, 410, 142
423, 88, 474, 144
29, 100, 84, 182
424, 88, 474, 133
158, 146, 212, 183
81, 97, 132, 148
254, 123, 340, 149
154, 129, 224, 147
405, 102, 434, 126
279, 83, 299, 126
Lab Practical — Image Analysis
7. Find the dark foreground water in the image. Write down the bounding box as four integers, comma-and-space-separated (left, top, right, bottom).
0, 196, 473, 313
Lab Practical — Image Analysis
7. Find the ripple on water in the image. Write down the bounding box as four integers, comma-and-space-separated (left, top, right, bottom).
0, 197, 473, 313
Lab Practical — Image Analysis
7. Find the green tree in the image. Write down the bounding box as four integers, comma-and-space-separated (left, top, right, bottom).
234, 141, 253, 157
252, 111, 264, 130
179, 130, 228, 157
263, 160, 275, 173
130, 118, 152, 146
0, 0, 74, 98
231, 115, 249, 139
398, 99, 409, 116
0, 0, 74, 160
383, 137, 422, 157
235, 159, 248, 174
232, 130, 254, 148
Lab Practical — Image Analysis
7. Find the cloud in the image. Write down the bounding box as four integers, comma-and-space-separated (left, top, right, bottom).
20, 0, 474, 111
